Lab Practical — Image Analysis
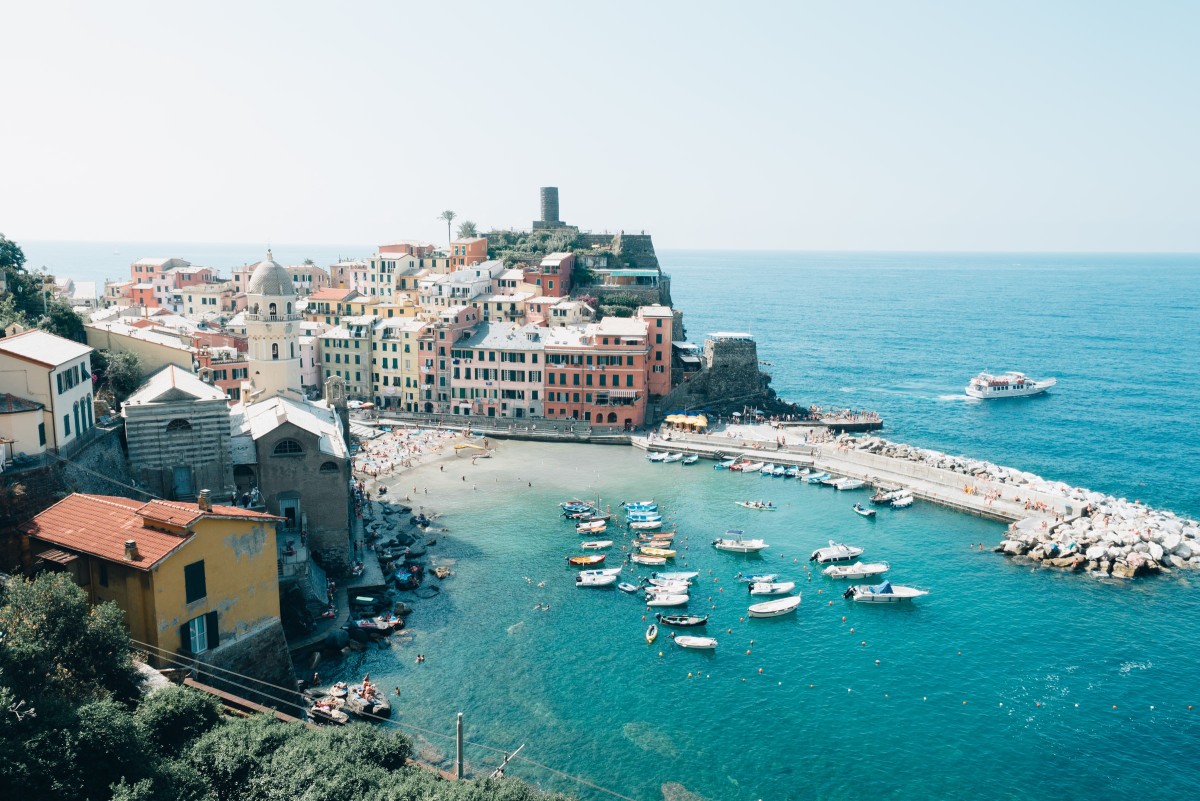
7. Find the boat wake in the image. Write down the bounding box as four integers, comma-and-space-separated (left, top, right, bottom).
1118, 660, 1152, 675
936, 394, 977, 402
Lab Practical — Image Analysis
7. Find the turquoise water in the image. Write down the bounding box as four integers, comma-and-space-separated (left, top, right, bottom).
20, 243, 1200, 798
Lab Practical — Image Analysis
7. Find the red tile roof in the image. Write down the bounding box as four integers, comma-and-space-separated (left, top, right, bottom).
307, 288, 357, 301
22, 494, 282, 571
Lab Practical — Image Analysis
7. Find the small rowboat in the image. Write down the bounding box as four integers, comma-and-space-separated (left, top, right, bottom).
576, 573, 617, 588
579, 567, 623, 577
655, 612, 708, 627
649, 576, 692, 588
645, 623, 658, 644
645, 593, 688, 607
623, 501, 657, 511
576, 520, 607, 533
646, 452, 667, 462
580, 540, 613, 550
640, 546, 676, 558
618, 582, 641, 593
567, 554, 605, 567
662, 453, 684, 463
645, 580, 690, 593
735, 500, 777, 510
630, 519, 664, 531
748, 595, 802, 618
852, 503, 876, 518
736, 572, 778, 583
654, 571, 699, 581
748, 581, 796, 596
631, 554, 667, 566
714, 458, 737, 470
681, 454, 699, 465
674, 635, 718, 650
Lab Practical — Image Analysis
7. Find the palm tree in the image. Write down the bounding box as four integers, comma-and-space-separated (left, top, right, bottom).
456, 220, 478, 239
439, 210, 457, 245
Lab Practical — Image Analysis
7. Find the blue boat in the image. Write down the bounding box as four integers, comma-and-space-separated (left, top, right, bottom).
714, 459, 736, 470
626, 511, 662, 523
623, 501, 658, 512
806, 472, 830, 484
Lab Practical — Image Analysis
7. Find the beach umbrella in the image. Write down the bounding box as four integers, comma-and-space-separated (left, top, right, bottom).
695, 415, 708, 428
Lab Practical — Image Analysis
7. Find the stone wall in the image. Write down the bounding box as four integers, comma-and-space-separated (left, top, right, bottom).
650, 337, 794, 421
125, 399, 234, 502
192, 619, 298, 713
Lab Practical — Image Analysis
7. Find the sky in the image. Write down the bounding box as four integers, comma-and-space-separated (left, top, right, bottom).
1, 1, 1196, 251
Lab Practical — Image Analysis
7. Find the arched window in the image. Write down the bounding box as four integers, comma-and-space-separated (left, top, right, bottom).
269, 302, 278, 317
319, 461, 339, 474
272, 439, 303, 456
166, 418, 192, 432
607, 412, 617, 423
290, 343, 295, 359
251, 303, 259, 316
286, 302, 292, 314
272, 343, 279, 360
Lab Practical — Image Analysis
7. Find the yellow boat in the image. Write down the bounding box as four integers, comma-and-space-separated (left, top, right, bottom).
646, 623, 658, 644
640, 546, 676, 558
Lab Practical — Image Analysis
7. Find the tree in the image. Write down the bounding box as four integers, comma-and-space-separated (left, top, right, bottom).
103, 350, 143, 402
439, 210, 457, 244
134, 685, 222, 756
456, 220, 478, 239
40, 299, 86, 342
303, 258, 315, 266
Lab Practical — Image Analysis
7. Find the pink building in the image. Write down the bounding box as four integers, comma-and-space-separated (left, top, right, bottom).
637, 304, 674, 398
415, 306, 480, 414
541, 316, 650, 428
522, 252, 574, 298
449, 322, 545, 419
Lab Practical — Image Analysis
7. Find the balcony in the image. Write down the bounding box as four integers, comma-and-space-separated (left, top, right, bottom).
245, 312, 303, 322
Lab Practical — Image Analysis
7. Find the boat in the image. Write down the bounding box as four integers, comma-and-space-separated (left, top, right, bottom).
741, 462, 765, 473
852, 503, 877, 518
560, 499, 593, 511
819, 475, 841, 487
579, 511, 612, 522
735, 572, 778, 583
662, 452, 684, 463
579, 567, 623, 577
576, 572, 617, 587
309, 699, 349, 725
626, 510, 662, 522
618, 582, 641, 593
760, 463, 777, 475
655, 612, 708, 627
771, 465, 787, 476
784, 465, 801, 478
623, 501, 658, 511
673, 635, 718, 649
735, 500, 777, 511
823, 561, 890, 579
654, 570, 699, 582
645, 593, 688, 607
713, 536, 769, 553
631, 554, 667, 566
562, 509, 595, 520
567, 554, 606, 567
748, 595, 802, 618
748, 581, 796, 596
638, 538, 674, 548
843, 580, 928, 603
965, 371, 1056, 399
639, 546, 676, 558
681, 454, 699, 465
576, 520, 607, 533
646, 579, 690, 592
809, 540, 864, 563
646, 623, 658, 643
629, 519, 664, 531
646, 452, 667, 462
728, 460, 753, 472
891, 493, 914, 509
649, 576, 692, 588
580, 540, 613, 550
715, 458, 737, 470
870, 485, 903, 504
806, 472, 830, 484
834, 478, 865, 491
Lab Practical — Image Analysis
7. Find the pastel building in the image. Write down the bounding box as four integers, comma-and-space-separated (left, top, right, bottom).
0, 330, 96, 454
416, 306, 480, 413
129, 258, 190, 308
449, 236, 488, 268
541, 317, 650, 427
449, 322, 545, 419
523, 252, 574, 298
637, 304, 674, 398
319, 316, 373, 400
418, 260, 504, 310
371, 318, 427, 411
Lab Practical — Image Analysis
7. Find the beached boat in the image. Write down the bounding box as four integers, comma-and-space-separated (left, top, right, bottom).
748, 595, 802, 618
806, 472, 831, 484
618, 582, 641, 593
645, 593, 689, 607
748, 581, 796, 596
823, 561, 890, 579
852, 503, 877, 518
567, 554, 605, 567
654, 570, 699, 582
646, 623, 658, 643
741, 462, 766, 473
646, 452, 667, 462
629, 519, 664, 531
809, 540, 864, 563
673, 635, 718, 650
891, 493, 914, 508
735, 572, 778, 583
640, 546, 676, 558
580, 539, 613, 550
834, 478, 865, 491
579, 567, 623, 577
631, 554, 667, 566
715, 458, 736, 470
576, 572, 617, 587
735, 500, 777, 510
662, 453, 684, 463
843, 580, 927, 603
965, 371, 1056, 399
576, 520, 607, 534
655, 612, 708, 627
713, 536, 769, 553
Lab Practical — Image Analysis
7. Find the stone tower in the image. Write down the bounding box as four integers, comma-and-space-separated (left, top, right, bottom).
243, 250, 302, 402
533, 186, 566, 229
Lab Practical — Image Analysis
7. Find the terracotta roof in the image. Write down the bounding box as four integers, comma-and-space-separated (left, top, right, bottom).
307, 288, 357, 301
22, 494, 282, 571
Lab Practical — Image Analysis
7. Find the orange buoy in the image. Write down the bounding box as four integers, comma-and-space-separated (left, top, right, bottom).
758, 668, 763, 674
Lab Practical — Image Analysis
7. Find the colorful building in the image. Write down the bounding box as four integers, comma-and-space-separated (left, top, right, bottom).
637, 304, 674, 398
541, 317, 650, 427
0, 329, 96, 454
449, 236, 488, 268
450, 322, 545, 418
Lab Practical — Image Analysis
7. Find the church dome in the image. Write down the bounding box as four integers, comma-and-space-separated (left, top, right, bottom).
246, 250, 295, 297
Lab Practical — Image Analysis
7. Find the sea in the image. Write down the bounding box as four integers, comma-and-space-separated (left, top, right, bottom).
19, 243, 1200, 800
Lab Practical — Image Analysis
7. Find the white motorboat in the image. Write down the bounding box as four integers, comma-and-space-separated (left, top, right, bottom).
579, 567, 623, 577
673, 635, 718, 650
834, 478, 865, 491
631, 554, 667, 566
618, 582, 640, 593
646, 452, 667, 462
630, 519, 664, 531
576, 520, 607, 533
891, 494, 914, 509
965, 371, 1056, 399
809, 540, 864, 563
870, 485, 904, 505
645, 582, 689, 594
748, 595, 802, 618
819, 475, 841, 487
662, 452, 684, 463
748, 581, 796, 596
713, 537, 769, 553
852, 503, 876, 518
681, 454, 699, 465
823, 561, 890, 579
648, 577, 692, 589
580, 540, 613, 550
843, 580, 927, 603
741, 462, 765, 473
645, 593, 689, 607
654, 570, 699, 582
736, 572, 778, 583
806, 472, 830, 484
575, 573, 617, 588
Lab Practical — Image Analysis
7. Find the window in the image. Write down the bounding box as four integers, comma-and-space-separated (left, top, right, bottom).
182, 611, 219, 654
184, 560, 207, 603
63, 414, 70, 436
98, 562, 108, 587
38, 423, 46, 446
319, 461, 339, 473
166, 418, 192, 432
272, 343, 279, 360
272, 439, 304, 456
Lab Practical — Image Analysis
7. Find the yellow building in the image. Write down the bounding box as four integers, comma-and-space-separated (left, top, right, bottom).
371, 318, 427, 410
22, 493, 283, 662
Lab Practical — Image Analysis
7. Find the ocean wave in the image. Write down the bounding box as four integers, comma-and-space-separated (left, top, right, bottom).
1119, 660, 1152, 675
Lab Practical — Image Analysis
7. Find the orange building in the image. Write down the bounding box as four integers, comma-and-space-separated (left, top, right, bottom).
450, 237, 488, 268
541, 316, 649, 428
637, 304, 674, 398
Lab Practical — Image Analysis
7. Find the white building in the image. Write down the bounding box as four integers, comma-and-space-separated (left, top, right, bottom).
0, 329, 96, 453
418, 260, 505, 309
242, 251, 303, 403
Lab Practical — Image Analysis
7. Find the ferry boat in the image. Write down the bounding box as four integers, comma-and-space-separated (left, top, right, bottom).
965, 371, 1056, 399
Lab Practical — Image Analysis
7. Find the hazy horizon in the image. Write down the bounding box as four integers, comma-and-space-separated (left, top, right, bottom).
2, 2, 1197, 252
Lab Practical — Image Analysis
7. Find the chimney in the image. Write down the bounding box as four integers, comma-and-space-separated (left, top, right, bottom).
198, 490, 212, 512
124, 539, 140, 561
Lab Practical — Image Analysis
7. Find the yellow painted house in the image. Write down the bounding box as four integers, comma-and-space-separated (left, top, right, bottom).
22, 493, 284, 660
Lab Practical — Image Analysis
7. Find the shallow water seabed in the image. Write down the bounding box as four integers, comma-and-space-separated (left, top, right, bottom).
343, 442, 1200, 801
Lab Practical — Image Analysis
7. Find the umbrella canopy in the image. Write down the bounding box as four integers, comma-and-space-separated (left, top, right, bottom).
695, 415, 709, 427
665, 414, 684, 424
